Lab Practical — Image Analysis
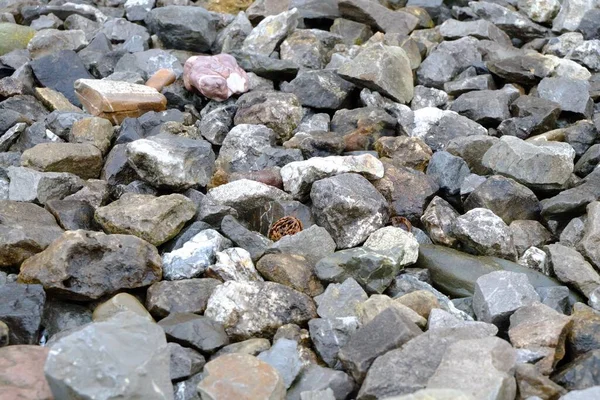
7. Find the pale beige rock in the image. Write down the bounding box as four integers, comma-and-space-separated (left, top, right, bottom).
93, 293, 154, 322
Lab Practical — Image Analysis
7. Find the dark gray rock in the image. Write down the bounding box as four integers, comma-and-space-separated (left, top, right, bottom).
487, 54, 556, 85
537, 77, 593, 119
197, 101, 236, 146
231, 51, 300, 81
145, 6, 217, 52
450, 88, 518, 127
546, 243, 600, 298
426, 151, 470, 196
41, 299, 92, 341
563, 120, 598, 158
146, 278, 221, 319
158, 313, 229, 354
439, 19, 511, 45
113, 49, 183, 81
338, 0, 419, 35
168, 342, 205, 382
0, 283, 45, 345
287, 364, 355, 400
411, 85, 448, 111
257, 338, 302, 388
575, 144, 600, 177
44, 199, 98, 231
241, 8, 299, 56
444, 74, 496, 96
330, 18, 373, 46
220, 215, 272, 262
470, 1, 547, 41
281, 70, 355, 109
7, 167, 84, 205
553, 349, 600, 390
314, 278, 368, 319
510, 220, 552, 257
266, 225, 337, 267
280, 29, 342, 70
309, 317, 359, 369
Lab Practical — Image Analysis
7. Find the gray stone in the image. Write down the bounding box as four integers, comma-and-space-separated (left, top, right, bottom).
287, 364, 355, 400
330, 18, 373, 46
205, 179, 292, 216
518, 0, 560, 23
421, 196, 460, 247
426, 151, 470, 196
538, 286, 570, 315
158, 313, 228, 354
511, 219, 552, 257
472, 271, 540, 329
439, 19, 511, 46
205, 280, 317, 340
487, 54, 556, 86
444, 74, 496, 96
242, 8, 299, 56
546, 243, 600, 298
357, 325, 495, 399
255, 253, 324, 297
18, 230, 161, 301
208, 247, 262, 282
124, 0, 154, 21
577, 202, 600, 270
338, 43, 413, 104
0, 283, 45, 345
113, 49, 182, 81
363, 226, 419, 267
146, 278, 221, 319
338, 0, 419, 35
27, 29, 87, 59
41, 299, 93, 341
162, 229, 232, 281
173, 372, 203, 400
102, 17, 149, 43
220, 215, 272, 262
197, 101, 236, 146
168, 342, 205, 382
427, 337, 517, 399
280, 29, 342, 70
410, 85, 448, 111
309, 317, 360, 369
311, 173, 389, 249
560, 387, 600, 400
450, 88, 518, 128
213, 11, 252, 54
266, 225, 337, 267
446, 135, 498, 175
21, 142, 103, 180
281, 70, 355, 109
552, 0, 597, 32
44, 312, 172, 400
339, 307, 422, 383
537, 77, 593, 119
570, 40, 600, 72
482, 136, 575, 190
257, 338, 302, 388
7, 166, 83, 205
553, 349, 600, 390
300, 389, 336, 400
470, 1, 547, 41
453, 208, 517, 260
575, 144, 600, 177
145, 6, 217, 52
314, 278, 367, 319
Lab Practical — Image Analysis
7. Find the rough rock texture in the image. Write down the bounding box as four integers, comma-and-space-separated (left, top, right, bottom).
0, 345, 52, 400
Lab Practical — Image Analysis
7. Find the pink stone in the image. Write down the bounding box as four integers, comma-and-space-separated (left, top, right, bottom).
0, 345, 53, 400
183, 54, 249, 101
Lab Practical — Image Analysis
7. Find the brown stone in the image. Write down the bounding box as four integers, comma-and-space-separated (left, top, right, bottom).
356, 294, 427, 328
21, 142, 103, 180
567, 303, 600, 358
92, 293, 153, 322
74, 79, 167, 125
201, 0, 254, 14
198, 353, 286, 400
69, 117, 115, 155
395, 289, 440, 319
515, 363, 566, 400
375, 136, 433, 172
145, 68, 176, 92
34, 87, 82, 112
268, 216, 303, 241
0, 345, 53, 400
256, 253, 324, 297
509, 302, 572, 374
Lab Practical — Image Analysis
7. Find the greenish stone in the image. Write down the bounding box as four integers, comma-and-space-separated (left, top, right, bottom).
0, 23, 35, 56
416, 245, 584, 304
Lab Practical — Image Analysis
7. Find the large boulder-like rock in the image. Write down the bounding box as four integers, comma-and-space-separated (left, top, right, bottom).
44, 312, 172, 400
18, 230, 161, 301
95, 194, 196, 246
311, 173, 389, 249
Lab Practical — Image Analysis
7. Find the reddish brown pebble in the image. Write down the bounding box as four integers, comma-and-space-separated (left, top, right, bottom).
145, 68, 176, 92
268, 216, 303, 241
0, 345, 53, 400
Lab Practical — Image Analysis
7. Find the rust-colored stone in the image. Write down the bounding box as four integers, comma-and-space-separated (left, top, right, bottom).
145, 68, 176, 92
268, 216, 303, 241
74, 79, 167, 125
391, 216, 412, 232
0, 345, 53, 400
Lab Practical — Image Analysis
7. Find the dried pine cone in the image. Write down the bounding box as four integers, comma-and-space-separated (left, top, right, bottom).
391, 216, 412, 233
268, 216, 303, 241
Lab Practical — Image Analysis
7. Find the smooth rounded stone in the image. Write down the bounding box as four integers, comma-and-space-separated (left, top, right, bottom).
168, 342, 205, 382
473, 270, 540, 330
0, 200, 64, 267
311, 173, 389, 249
281, 70, 354, 110
197, 101, 236, 145
314, 278, 368, 319
537, 77, 593, 119
416, 37, 481, 89
266, 225, 337, 267
577, 202, 600, 270
257, 338, 302, 388
309, 316, 360, 369
20, 142, 102, 180
315, 248, 401, 294
464, 175, 541, 225
280, 29, 342, 70
162, 229, 231, 281
93, 293, 153, 323
220, 215, 272, 262
145, 6, 217, 52
409, 107, 488, 152
420, 196, 459, 248
207, 247, 263, 282
44, 312, 172, 400
426, 337, 517, 400
146, 278, 220, 319
158, 313, 228, 354
198, 353, 286, 400
0, 23, 35, 56
18, 230, 161, 301
234, 91, 303, 143
339, 0, 419, 34
518, 247, 549, 275
363, 226, 419, 267
281, 154, 383, 201
126, 134, 215, 190
256, 253, 323, 297
205, 280, 317, 340
356, 294, 427, 328
27, 29, 87, 59
7, 166, 84, 205
357, 325, 495, 399
509, 302, 572, 374
182, 54, 248, 102
545, 243, 600, 298
69, 116, 114, 155
452, 208, 517, 260
0, 283, 45, 345
215, 124, 302, 176
553, 349, 600, 390
287, 364, 355, 400
241, 8, 299, 56
425, 150, 470, 196
95, 194, 195, 247
396, 290, 440, 320
410, 85, 448, 111
0, 345, 52, 399
567, 303, 600, 358
375, 136, 432, 172
482, 136, 575, 190
338, 43, 413, 104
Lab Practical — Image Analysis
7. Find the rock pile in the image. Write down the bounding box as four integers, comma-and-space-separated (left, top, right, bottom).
1, 0, 600, 399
